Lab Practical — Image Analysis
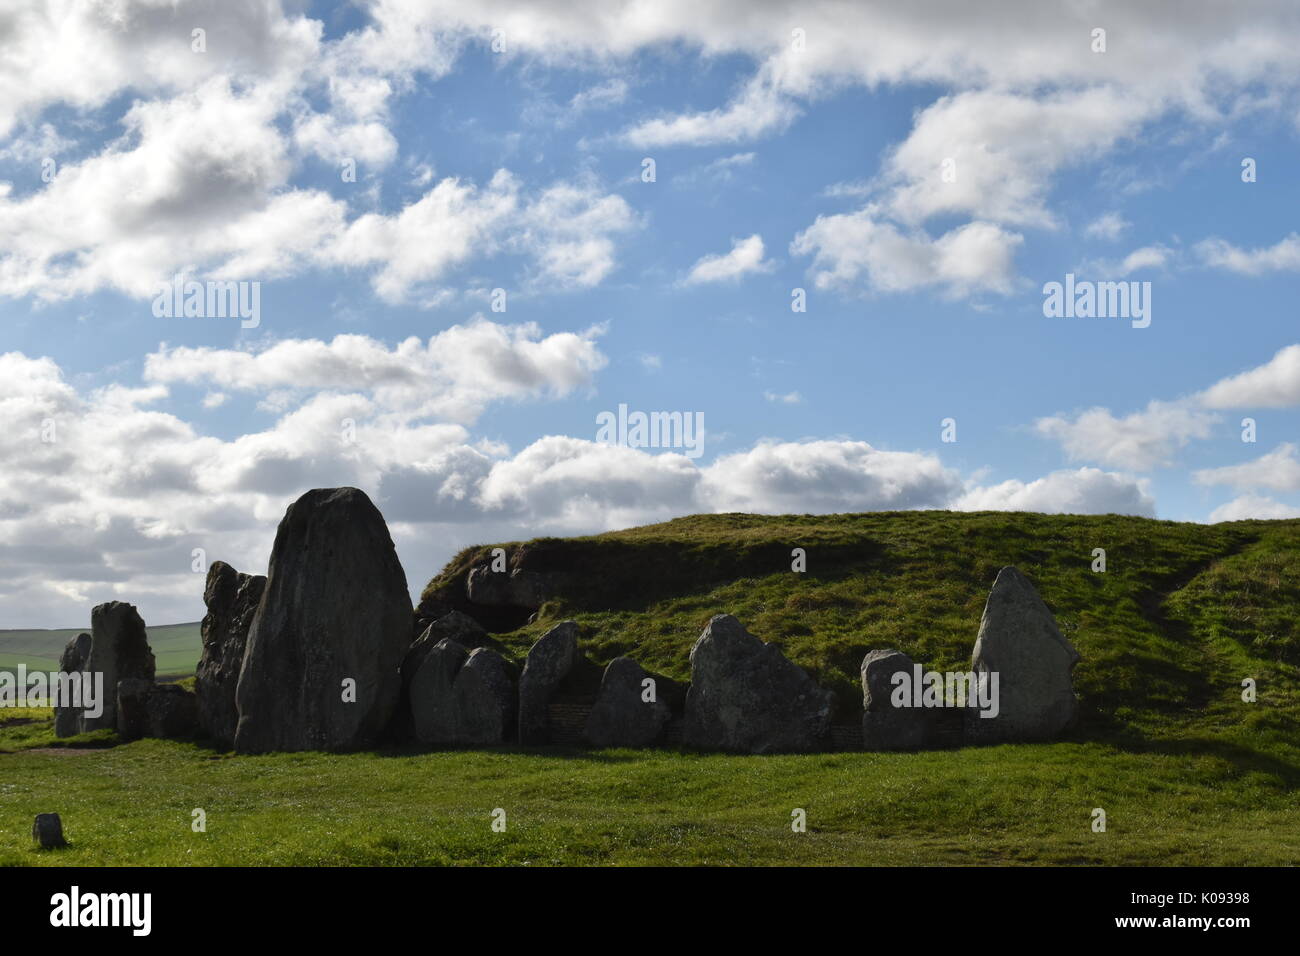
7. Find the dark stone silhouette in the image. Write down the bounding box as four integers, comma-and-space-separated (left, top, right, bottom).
196, 561, 266, 746
234, 488, 411, 754
79, 602, 154, 733
32, 813, 67, 849
117, 679, 199, 740
53, 632, 91, 738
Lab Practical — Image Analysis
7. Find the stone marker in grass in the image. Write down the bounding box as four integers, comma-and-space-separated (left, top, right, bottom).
32, 813, 67, 849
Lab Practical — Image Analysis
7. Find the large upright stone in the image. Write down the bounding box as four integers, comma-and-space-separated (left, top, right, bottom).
53, 632, 91, 737
517, 621, 578, 744
79, 602, 154, 733
448, 647, 515, 745
234, 487, 411, 754
966, 566, 1080, 743
583, 657, 671, 747
860, 648, 931, 751
405, 639, 515, 745
406, 637, 468, 743
683, 614, 835, 754
195, 561, 266, 747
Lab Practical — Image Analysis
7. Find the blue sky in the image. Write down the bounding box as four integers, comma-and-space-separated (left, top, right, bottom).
2, 1, 1300, 627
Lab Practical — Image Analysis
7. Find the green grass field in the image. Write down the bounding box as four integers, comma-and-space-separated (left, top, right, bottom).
3, 510, 1298, 866
0, 622, 202, 680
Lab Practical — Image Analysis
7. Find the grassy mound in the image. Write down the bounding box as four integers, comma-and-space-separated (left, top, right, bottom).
422, 511, 1300, 738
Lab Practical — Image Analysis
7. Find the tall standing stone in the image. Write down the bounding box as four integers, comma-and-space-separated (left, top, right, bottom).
79, 602, 154, 733
966, 566, 1080, 743
683, 614, 834, 754
195, 561, 266, 747
234, 487, 411, 754
53, 632, 91, 738
517, 621, 578, 745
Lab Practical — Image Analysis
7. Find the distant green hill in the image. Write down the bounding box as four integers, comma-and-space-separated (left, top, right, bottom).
422, 510, 1300, 740
0, 622, 202, 679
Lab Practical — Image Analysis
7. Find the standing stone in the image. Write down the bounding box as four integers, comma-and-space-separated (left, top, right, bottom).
53, 632, 91, 738
407, 637, 469, 744
406, 640, 515, 745
449, 648, 515, 745
965, 566, 1080, 744
584, 657, 671, 747
683, 614, 835, 754
32, 813, 67, 849
517, 621, 578, 745
860, 648, 931, 751
234, 487, 411, 754
79, 602, 154, 733
195, 561, 266, 747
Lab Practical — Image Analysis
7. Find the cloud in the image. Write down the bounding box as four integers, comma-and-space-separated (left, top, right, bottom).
1034, 400, 1218, 471
1199, 344, 1300, 408
1196, 233, 1300, 274
882, 88, 1153, 231
1194, 443, 1300, 492
763, 390, 803, 404
622, 54, 805, 147
1115, 244, 1173, 274
954, 468, 1156, 516
1084, 212, 1130, 241
683, 234, 773, 285
700, 440, 962, 514
673, 152, 756, 187
143, 318, 609, 425
1208, 493, 1300, 522
791, 207, 1022, 296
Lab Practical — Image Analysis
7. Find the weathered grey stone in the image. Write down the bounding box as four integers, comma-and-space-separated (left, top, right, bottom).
32, 813, 67, 849
683, 614, 835, 754
195, 561, 266, 747
79, 602, 154, 733
504, 570, 551, 608
117, 680, 200, 741
406, 639, 515, 745
407, 637, 469, 744
965, 566, 1080, 744
448, 647, 515, 745
422, 610, 488, 649
234, 487, 411, 754
860, 648, 931, 751
517, 621, 579, 744
466, 566, 553, 608
584, 657, 671, 747
53, 632, 91, 738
